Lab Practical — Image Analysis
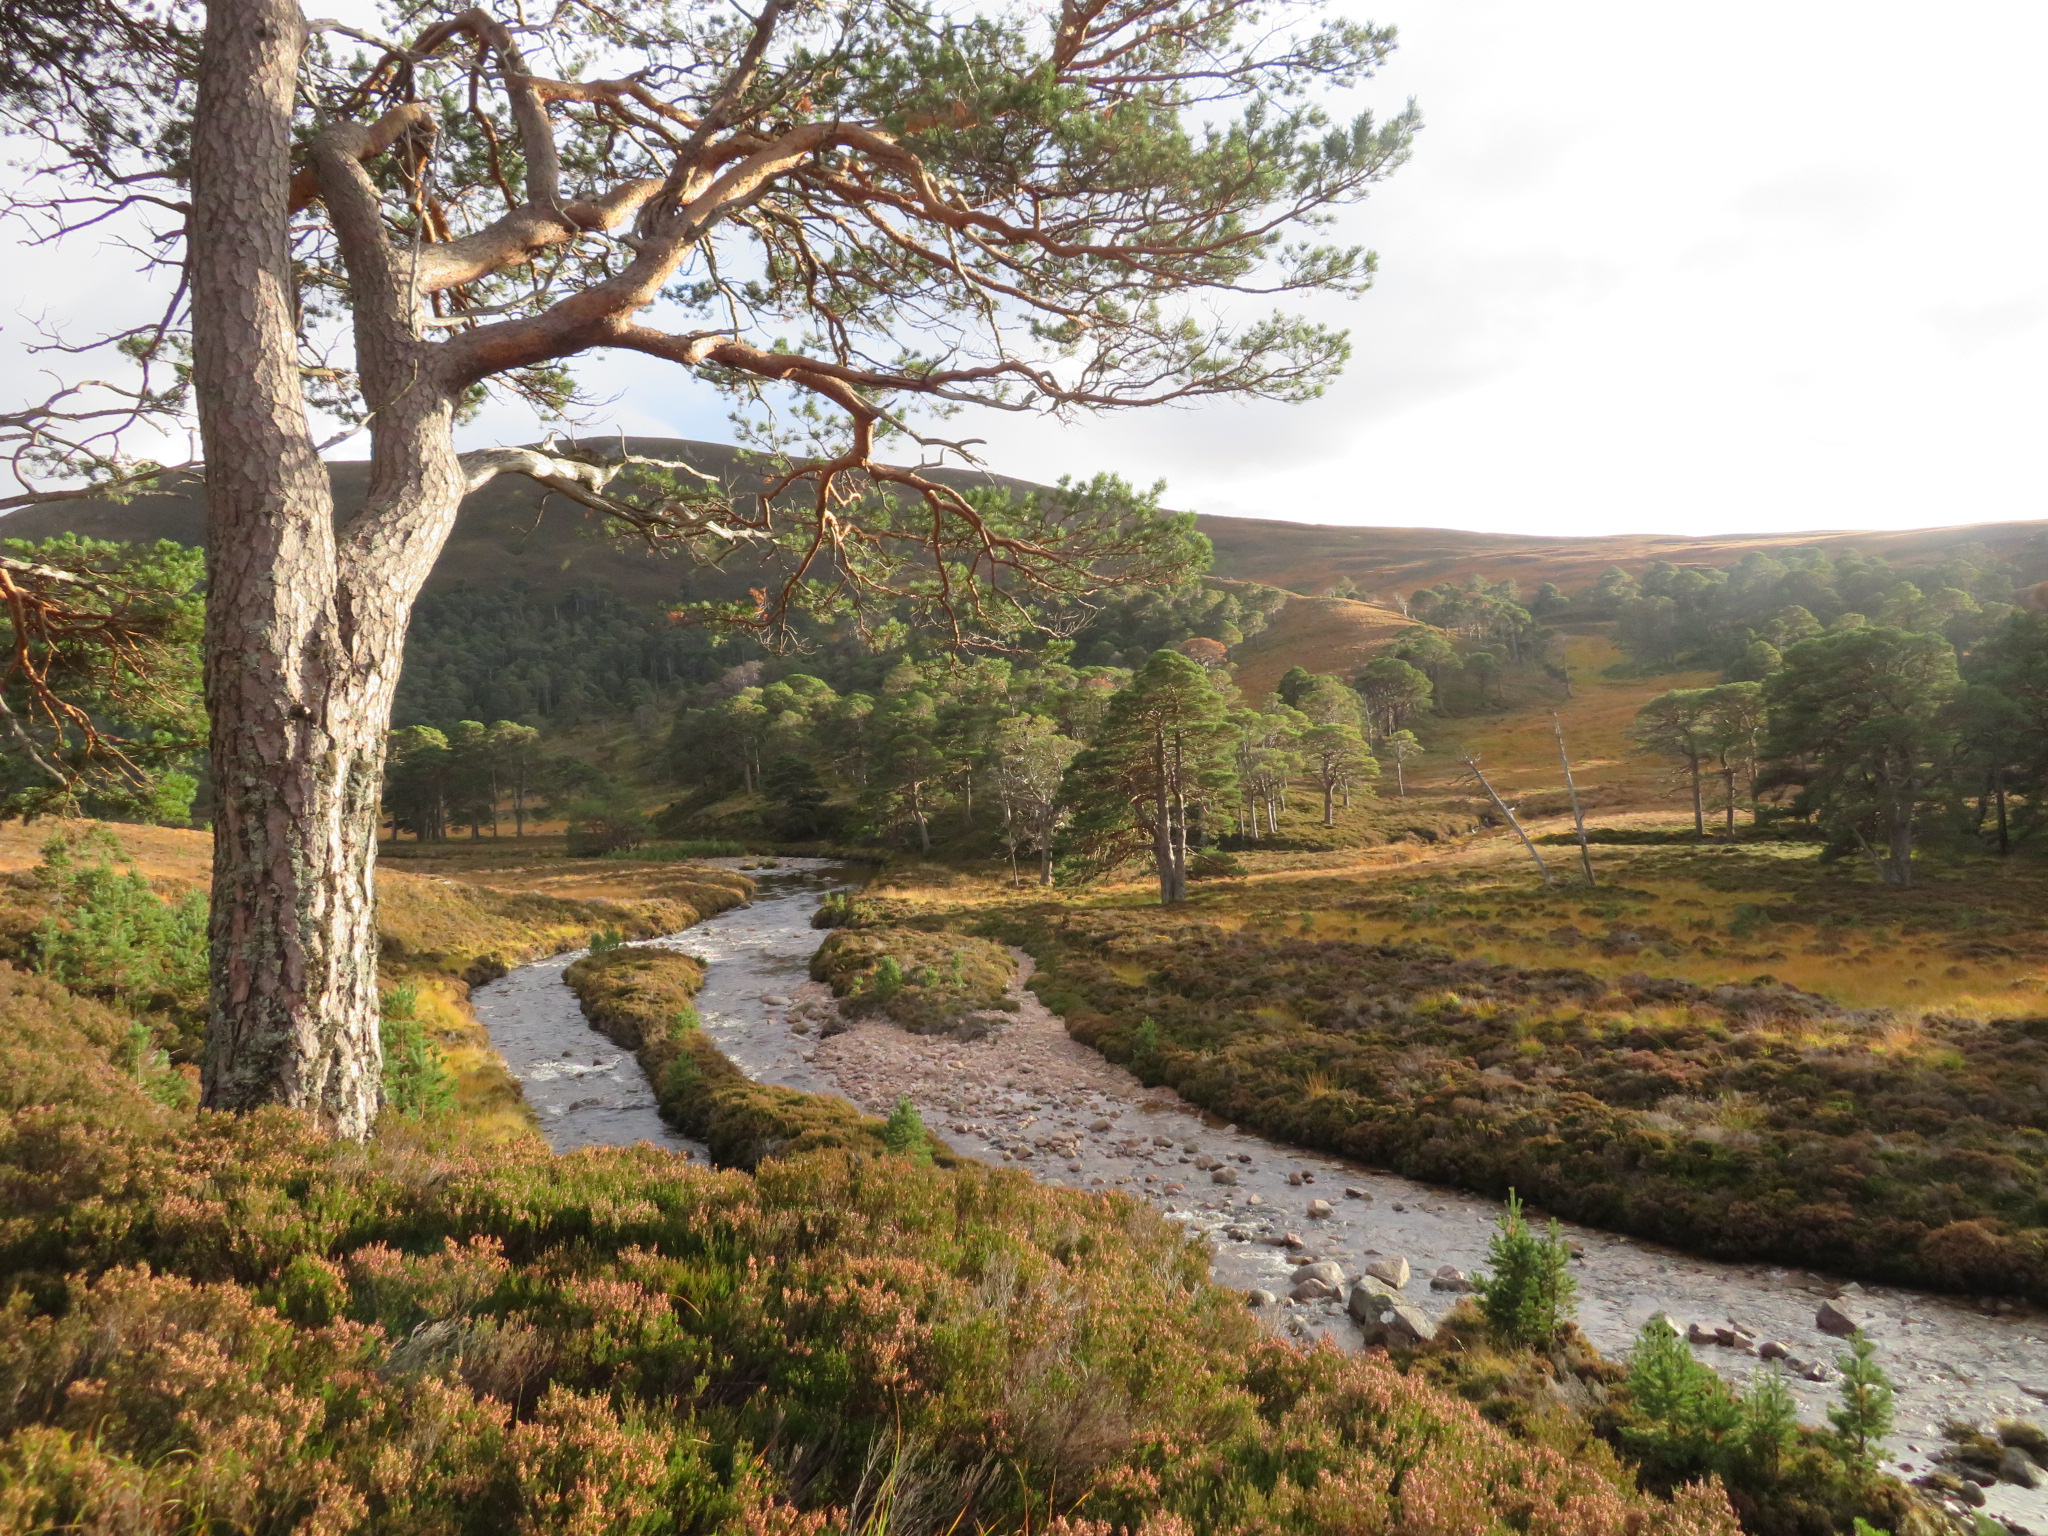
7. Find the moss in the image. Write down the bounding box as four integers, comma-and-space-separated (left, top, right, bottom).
809, 924, 1015, 1033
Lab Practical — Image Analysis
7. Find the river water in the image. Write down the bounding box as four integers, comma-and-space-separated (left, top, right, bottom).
473, 859, 2048, 1528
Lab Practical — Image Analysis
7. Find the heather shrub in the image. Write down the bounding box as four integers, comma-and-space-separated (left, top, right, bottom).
811, 925, 1015, 1033
991, 905, 2048, 1299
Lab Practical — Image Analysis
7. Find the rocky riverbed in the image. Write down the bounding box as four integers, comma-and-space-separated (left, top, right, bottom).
480, 861, 2048, 1530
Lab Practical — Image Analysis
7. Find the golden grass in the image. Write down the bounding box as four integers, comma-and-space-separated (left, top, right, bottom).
1226, 591, 1420, 701
1403, 634, 1719, 808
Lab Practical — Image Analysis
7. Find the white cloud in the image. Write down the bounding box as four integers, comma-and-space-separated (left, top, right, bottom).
5, 0, 2042, 539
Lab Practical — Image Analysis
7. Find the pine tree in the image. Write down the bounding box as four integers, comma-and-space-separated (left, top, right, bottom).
1827, 1332, 1896, 1472
882, 1096, 932, 1166
1475, 1191, 1576, 1348
1062, 652, 1238, 903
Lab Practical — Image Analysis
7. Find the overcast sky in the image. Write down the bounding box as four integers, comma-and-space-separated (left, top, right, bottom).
8, 1, 2043, 539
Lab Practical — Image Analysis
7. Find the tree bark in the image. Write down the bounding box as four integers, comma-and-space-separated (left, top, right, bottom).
193, 0, 377, 1136
193, 0, 470, 1139
1688, 756, 1704, 836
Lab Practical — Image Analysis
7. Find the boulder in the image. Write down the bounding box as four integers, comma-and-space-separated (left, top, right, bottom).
1686, 1323, 1717, 1346
950, 1010, 1008, 1042
1088, 1118, 1113, 1132
1758, 1340, 1792, 1361
1289, 1277, 1338, 1303
1429, 1266, 1473, 1293
1282, 1231, 1306, 1250
1295, 1260, 1346, 1290
1287, 1171, 1305, 1187
1246, 1289, 1277, 1309
1306, 1198, 1334, 1220
1347, 1279, 1437, 1348
2001, 1449, 2042, 1489
1364, 1256, 1411, 1289
1211, 1167, 1239, 1186
1815, 1299, 1864, 1337
1344, 1186, 1371, 1201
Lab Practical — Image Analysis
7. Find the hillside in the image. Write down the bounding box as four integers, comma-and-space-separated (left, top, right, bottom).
1198, 510, 2048, 598
16, 437, 2047, 608
1226, 591, 1420, 700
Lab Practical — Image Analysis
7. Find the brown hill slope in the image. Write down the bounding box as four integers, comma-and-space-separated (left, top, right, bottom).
1227, 593, 1419, 701
0, 439, 1043, 605
1196, 511, 2048, 598
15, 436, 2043, 603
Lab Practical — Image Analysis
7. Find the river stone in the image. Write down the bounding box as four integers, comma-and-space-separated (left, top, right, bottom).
1365, 1256, 1411, 1289
1296, 1260, 1346, 1289
1288, 1171, 1305, 1186
1429, 1266, 1472, 1293
1687, 1322, 1718, 1346
761, 994, 791, 1006
1290, 1277, 1338, 1303
1306, 1198, 1334, 1220
2002, 1449, 2042, 1489
1347, 1279, 1436, 1347
1816, 1299, 1864, 1337
950, 1011, 1008, 1042
1211, 1167, 1239, 1186
1246, 1289, 1277, 1308
1089, 1118, 1113, 1132
1345, 1186, 1371, 1200
1758, 1339, 1791, 1361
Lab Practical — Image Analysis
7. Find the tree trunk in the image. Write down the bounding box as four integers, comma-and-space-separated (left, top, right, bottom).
194, 0, 474, 1138
1395, 759, 1405, 798
1722, 765, 1737, 839
1152, 732, 1175, 903
1688, 757, 1704, 836
1552, 715, 1595, 887
1039, 845, 1054, 886
1321, 779, 1335, 826
1997, 776, 2010, 856
193, 0, 377, 1136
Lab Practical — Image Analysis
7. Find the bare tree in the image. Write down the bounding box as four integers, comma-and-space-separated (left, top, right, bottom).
3, 0, 1415, 1134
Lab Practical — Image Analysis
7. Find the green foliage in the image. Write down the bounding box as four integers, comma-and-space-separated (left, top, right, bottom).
1614, 1317, 1908, 1532
377, 983, 454, 1122
1474, 1191, 1575, 1348
882, 1095, 933, 1165
1828, 1332, 1897, 1470
587, 927, 625, 955
1595, 545, 2013, 672
32, 823, 206, 1057
1061, 649, 1239, 902
0, 535, 203, 823
1764, 626, 1961, 885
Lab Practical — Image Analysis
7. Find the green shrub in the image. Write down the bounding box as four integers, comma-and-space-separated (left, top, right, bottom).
1475, 1191, 1575, 1348
377, 983, 453, 1121
587, 926, 625, 954
882, 1096, 933, 1165
30, 825, 206, 1056
1828, 1332, 1896, 1471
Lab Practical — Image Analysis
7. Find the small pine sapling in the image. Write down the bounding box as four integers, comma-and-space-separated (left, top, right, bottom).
1474, 1190, 1577, 1348
1828, 1332, 1896, 1473
882, 1095, 933, 1165
1737, 1366, 1801, 1476
379, 983, 455, 1121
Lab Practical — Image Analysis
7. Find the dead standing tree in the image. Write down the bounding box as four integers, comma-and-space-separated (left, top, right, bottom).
4, 0, 1416, 1134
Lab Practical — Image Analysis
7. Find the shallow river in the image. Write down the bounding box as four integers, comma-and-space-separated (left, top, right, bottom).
473, 861, 2048, 1529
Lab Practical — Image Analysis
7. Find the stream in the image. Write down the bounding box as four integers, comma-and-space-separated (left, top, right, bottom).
473, 860, 2048, 1530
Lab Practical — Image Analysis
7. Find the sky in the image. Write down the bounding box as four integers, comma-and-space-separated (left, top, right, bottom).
6, 1, 2044, 538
